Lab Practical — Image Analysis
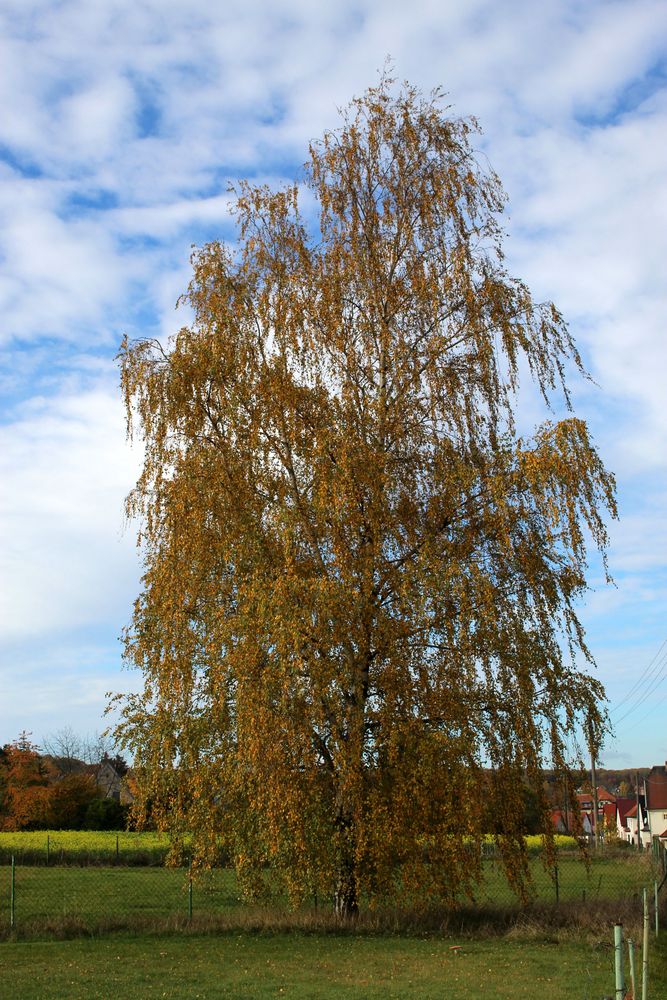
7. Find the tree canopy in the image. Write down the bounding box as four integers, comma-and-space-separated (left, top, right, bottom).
116, 78, 616, 916
0, 734, 52, 831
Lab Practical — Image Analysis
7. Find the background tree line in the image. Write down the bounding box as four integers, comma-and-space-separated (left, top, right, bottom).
0, 730, 130, 831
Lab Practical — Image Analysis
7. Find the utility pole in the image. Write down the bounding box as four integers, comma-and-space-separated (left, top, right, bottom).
591, 750, 599, 848
588, 721, 599, 848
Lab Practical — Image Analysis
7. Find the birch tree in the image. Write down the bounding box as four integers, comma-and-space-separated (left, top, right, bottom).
117, 78, 616, 917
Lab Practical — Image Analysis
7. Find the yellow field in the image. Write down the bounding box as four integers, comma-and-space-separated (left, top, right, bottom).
0, 830, 171, 864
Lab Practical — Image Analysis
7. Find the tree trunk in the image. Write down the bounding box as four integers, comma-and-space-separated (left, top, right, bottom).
334, 857, 359, 919
333, 800, 359, 919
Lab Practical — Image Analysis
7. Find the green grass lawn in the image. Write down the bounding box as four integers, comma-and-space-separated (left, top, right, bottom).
1, 846, 664, 998
4, 930, 663, 1000
478, 852, 658, 904
1, 866, 240, 928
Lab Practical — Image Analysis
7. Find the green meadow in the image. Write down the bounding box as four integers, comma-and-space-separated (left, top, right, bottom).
0, 834, 664, 999
2, 930, 666, 999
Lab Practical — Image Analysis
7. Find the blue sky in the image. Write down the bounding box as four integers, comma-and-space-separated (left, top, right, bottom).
0, 0, 665, 768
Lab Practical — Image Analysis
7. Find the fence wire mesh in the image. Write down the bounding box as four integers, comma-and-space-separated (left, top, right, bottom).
1, 835, 665, 937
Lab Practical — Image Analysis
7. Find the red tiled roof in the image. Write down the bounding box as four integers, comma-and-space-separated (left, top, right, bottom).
645, 766, 667, 810
602, 802, 616, 818
616, 797, 636, 821
576, 786, 615, 806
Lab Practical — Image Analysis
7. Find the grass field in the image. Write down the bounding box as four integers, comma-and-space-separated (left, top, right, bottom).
1, 837, 664, 999
4, 930, 666, 999
2, 866, 239, 927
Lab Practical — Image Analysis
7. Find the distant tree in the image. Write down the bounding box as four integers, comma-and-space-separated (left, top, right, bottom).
43, 726, 85, 776
82, 731, 118, 766
101, 752, 129, 777
116, 77, 616, 916
521, 786, 543, 836
84, 797, 128, 831
47, 773, 99, 830
0, 733, 52, 831
482, 780, 545, 837
0, 745, 8, 825
603, 809, 618, 842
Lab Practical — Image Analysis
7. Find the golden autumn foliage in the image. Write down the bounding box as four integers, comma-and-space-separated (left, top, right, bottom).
116, 78, 616, 916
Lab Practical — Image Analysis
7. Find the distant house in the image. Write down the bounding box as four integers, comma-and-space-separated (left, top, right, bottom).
580, 812, 595, 837
551, 809, 569, 834
95, 757, 134, 806
644, 762, 667, 843
576, 792, 593, 812
576, 786, 615, 811
622, 800, 651, 848
573, 786, 617, 840
550, 807, 593, 837
597, 787, 616, 809
616, 796, 637, 842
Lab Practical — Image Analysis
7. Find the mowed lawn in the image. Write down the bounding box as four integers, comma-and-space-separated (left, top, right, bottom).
1, 843, 664, 998
4, 931, 663, 1000
2, 866, 241, 925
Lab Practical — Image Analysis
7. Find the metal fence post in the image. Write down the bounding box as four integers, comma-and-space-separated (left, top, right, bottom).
10, 855, 15, 929
642, 888, 649, 1000
655, 880, 659, 938
614, 923, 625, 1000
627, 939, 636, 1000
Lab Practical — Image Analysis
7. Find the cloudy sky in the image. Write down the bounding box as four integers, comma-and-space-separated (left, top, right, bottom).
0, 0, 665, 768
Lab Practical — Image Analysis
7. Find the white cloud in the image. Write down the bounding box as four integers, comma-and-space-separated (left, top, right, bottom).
111, 194, 235, 240
514, 0, 666, 119
60, 77, 137, 161
0, 176, 137, 344
0, 379, 142, 641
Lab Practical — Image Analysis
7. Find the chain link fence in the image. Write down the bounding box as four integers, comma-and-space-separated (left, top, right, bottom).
477, 837, 666, 904
1, 837, 665, 937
